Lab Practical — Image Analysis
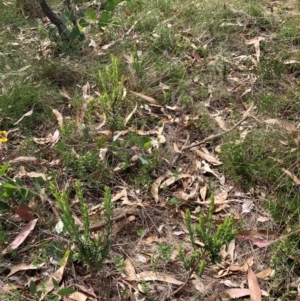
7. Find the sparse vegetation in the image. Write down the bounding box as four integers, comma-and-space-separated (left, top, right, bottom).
179, 197, 236, 283
1, 0, 300, 299
51, 181, 113, 270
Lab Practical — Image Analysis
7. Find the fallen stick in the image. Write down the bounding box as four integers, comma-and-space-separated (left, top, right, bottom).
80, 209, 138, 233
182, 102, 254, 151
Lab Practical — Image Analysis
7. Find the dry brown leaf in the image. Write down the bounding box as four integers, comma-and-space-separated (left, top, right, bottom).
2, 219, 38, 254
228, 257, 253, 273
14, 109, 33, 125
265, 119, 298, 133
215, 145, 221, 154
282, 168, 300, 185
284, 60, 300, 65
124, 258, 138, 281
192, 274, 208, 294
238, 229, 276, 238
130, 91, 158, 104
243, 101, 255, 117
99, 148, 108, 161
124, 54, 133, 64
125, 103, 137, 125
11, 204, 34, 222
229, 261, 248, 273
136, 254, 148, 263
16, 166, 46, 181
52, 109, 63, 128
214, 191, 228, 203
257, 216, 270, 223
71, 284, 97, 299
200, 162, 222, 182
82, 82, 92, 101
121, 199, 144, 208
1, 283, 25, 292
248, 265, 262, 301
173, 143, 181, 153
50, 130, 60, 145
112, 189, 128, 202
59, 88, 72, 100
278, 120, 298, 133
135, 129, 158, 136
227, 239, 236, 262
6, 262, 45, 279
224, 288, 251, 299
151, 174, 167, 203
256, 268, 272, 279
247, 256, 254, 266
173, 183, 199, 202
214, 203, 229, 213
214, 268, 230, 278
195, 149, 222, 166
221, 279, 240, 288
161, 174, 191, 189
79, 83, 93, 125
191, 52, 203, 63
244, 36, 265, 63
127, 215, 136, 222
136, 271, 183, 285
69, 291, 87, 301
247, 237, 275, 248
279, 140, 289, 146
241, 87, 252, 97
215, 116, 227, 130
200, 185, 207, 201
37, 251, 70, 300
138, 236, 166, 245
9, 156, 37, 163
265, 119, 278, 125
242, 200, 254, 214
173, 231, 185, 236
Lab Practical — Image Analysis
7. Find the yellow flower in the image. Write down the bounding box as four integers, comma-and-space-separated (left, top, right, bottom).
0, 131, 8, 143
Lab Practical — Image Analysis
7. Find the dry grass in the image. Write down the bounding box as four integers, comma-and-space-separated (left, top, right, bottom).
1, 0, 300, 300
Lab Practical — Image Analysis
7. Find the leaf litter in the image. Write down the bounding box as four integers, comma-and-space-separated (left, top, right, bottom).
1, 0, 298, 299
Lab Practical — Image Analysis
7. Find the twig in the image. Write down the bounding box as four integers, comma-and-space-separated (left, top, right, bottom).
170, 132, 190, 165
182, 102, 254, 151
169, 255, 203, 297
81, 209, 138, 233
119, 278, 139, 293
38, 0, 69, 42
169, 268, 194, 297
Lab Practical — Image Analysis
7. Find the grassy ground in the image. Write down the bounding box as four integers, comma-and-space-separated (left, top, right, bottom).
1, 0, 300, 300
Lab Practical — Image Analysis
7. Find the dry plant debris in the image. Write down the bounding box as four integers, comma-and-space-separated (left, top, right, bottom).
1, 0, 300, 300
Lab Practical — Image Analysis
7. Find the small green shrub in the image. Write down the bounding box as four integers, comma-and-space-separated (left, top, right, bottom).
97, 55, 125, 132
0, 163, 41, 213
158, 243, 173, 261
115, 255, 125, 272
51, 181, 113, 270
179, 196, 236, 277
54, 138, 112, 188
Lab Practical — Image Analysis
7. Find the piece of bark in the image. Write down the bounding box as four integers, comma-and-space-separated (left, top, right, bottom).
38, 0, 69, 42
